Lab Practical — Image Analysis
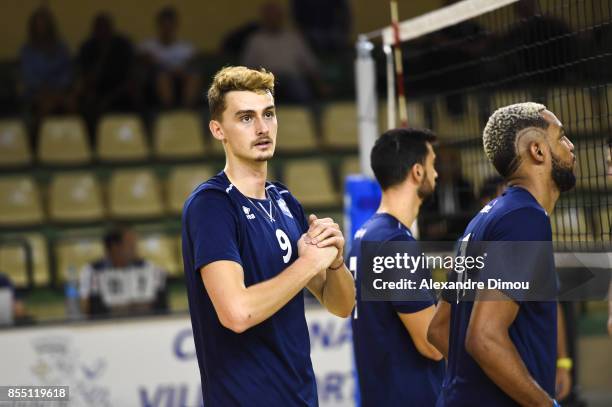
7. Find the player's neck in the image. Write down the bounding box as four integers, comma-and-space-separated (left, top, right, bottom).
508, 176, 559, 214
377, 186, 421, 230
224, 160, 268, 199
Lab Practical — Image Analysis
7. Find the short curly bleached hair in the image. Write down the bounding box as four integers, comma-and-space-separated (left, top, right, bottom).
483, 102, 548, 178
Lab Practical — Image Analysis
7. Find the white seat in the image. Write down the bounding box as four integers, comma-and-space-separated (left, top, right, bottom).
0, 119, 31, 167
275, 106, 318, 152
284, 159, 339, 207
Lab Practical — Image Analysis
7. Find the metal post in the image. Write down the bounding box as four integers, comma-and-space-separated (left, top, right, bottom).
354, 36, 378, 178
383, 44, 396, 131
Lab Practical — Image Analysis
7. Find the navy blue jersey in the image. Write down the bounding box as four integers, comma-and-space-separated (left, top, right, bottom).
438, 186, 557, 407
350, 213, 444, 407
182, 172, 317, 406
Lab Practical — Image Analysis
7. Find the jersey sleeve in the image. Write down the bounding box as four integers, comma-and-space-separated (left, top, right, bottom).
186, 190, 242, 273
387, 231, 436, 314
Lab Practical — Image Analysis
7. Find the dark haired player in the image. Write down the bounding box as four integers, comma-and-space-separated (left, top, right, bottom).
181, 66, 355, 406
429, 102, 576, 407
350, 128, 444, 406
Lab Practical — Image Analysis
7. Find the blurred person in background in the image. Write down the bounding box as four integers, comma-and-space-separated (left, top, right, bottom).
220, 20, 261, 61
79, 226, 168, 318
241, 2, 326, 104
291, 0, 352, 52
77, 13, 139, 136
350, 128, 444, 406
478, 175, 506, 208
0, 272, 27, 326
19, 6, 75, 128
420, 147, 476, 240
139, 5, 201, 108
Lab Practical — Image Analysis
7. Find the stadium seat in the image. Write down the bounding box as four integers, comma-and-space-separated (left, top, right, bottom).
49, 172, 104, 222
489, 90, 532, 112
97, 114, 148, 161
340, 156, 362, 183
379, 100, 427, 131
459, 146, 497, 196
0, 176, 43, 226
284, 159, 339, 207
546, 88, 598, 135
601, 86, 612, 130
275, 106, 318, 152
574, 141, 610, 190
0, 119, 31, 167
108, 169, 164, 218
38, 116, 90, 165
322, 102, 359, 148
433, 95, 481, 139
55, 238, 104, 283
138, 234, 180, 276
593, 206, 611, 241
550, 207, 592, 242
0, 234, 49, 288
167, 165, 213, 214
153, 110, 206, 159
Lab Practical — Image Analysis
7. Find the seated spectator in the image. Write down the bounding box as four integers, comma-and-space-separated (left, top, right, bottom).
19, 6, 75, 120
291, 0, 351, 52
0, 272, 27, 326
139, 6, 201, 108
79, 226, 168, 318
220, 21, 261, 60
77, 13, 138, 133
420, 147, 476, 240
241, 2, 325, 104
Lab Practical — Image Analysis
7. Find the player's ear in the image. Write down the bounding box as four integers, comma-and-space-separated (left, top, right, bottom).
528, 140, 546, 164
209, 119, 225, 141
411, 163, 424, 182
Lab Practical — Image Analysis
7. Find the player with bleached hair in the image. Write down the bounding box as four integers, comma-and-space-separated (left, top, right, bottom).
181, 66, 355, 406
429, 102, 576, 407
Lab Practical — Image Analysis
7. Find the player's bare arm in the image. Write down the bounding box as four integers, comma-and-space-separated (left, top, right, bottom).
398, 306, 443, 361
555, 302, 571, 401
201, 235, 337, 333
427, 300, 451, 359
304, 214, 355, 318
466, 290, 554, 407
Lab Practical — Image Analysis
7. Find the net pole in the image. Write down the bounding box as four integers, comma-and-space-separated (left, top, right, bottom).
390, 0, 408, 127
384, 44, 397, 130
354, 36, 378, 177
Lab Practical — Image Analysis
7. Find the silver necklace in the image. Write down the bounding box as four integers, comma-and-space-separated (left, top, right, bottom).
248, 190, 275, 222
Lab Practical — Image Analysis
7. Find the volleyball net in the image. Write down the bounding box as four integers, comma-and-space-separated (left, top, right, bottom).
354, 0, 612, 246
